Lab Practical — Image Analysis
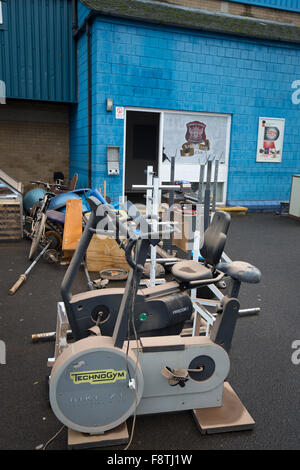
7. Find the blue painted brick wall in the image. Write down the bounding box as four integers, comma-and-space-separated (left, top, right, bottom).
69, 31, 89, 186
70, 17, 300, 204
77, 0, 90, 25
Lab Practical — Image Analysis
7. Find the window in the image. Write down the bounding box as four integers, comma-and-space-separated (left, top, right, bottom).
0, 2, 2, 25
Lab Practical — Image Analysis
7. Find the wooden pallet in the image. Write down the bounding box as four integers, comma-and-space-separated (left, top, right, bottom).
0, 200, 22, 240
68, 423, 129, 449
192, 382, 255, 434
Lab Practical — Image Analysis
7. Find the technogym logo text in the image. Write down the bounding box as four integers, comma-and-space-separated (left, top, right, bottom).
70, 369, 127, 385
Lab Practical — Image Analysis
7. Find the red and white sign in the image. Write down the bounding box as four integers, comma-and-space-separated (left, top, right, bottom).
256, 117, 285, 163
115, 106, 125, 120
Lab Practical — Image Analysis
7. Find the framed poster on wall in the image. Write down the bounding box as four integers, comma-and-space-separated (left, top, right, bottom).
160, 111, 231, 204
162, 112, 230, 165
256, 117, 285, 163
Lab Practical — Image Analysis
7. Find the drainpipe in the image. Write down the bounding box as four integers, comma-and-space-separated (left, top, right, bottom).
87, 19, 92, 188
73, 11, 97, 188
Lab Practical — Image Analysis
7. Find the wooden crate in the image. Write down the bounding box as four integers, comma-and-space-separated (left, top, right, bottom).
86, 234, 129, 272
0, 199, 22, 241
172, 208, 196, 252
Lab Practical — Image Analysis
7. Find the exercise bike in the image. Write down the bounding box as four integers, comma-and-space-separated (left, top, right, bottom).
60, 197, 234, 341
48, 196, 261, 443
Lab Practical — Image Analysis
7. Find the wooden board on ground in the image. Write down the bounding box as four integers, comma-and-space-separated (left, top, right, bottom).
86, 234, 129, 272
218, 206, 248, 216
68, 422, 129, 449
192, 382, 255, 434
62, 199, 82, 260
0, 200, 22, 240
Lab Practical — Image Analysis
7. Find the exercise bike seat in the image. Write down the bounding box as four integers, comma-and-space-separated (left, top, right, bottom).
172, 211, 231, 284
171, 260, 213, 282
216, 261, 261, 284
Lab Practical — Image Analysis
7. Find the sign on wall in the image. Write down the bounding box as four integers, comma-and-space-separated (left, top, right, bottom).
115, 106, 125, 119
160, 111, 231, 204
256, 117, 285, 163
162, 112, 229, 166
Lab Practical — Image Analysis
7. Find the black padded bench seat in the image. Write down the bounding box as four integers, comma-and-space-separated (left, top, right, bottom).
216, 261, 261, 284
171, 260, 213, 282
171, 211, 231, 284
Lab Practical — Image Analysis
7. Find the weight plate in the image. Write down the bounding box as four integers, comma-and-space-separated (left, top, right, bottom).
44, 231, 62, 249
99, 268, 128, 281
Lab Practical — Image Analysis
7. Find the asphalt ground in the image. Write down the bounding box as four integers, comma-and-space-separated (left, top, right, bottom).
0, 212, 299, 451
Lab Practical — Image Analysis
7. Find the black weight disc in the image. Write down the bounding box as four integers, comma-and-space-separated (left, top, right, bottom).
188, 355, 215, 382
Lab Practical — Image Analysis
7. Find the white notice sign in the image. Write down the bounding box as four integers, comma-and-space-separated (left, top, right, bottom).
116, 106, 125, 119
256, 117, 285, 163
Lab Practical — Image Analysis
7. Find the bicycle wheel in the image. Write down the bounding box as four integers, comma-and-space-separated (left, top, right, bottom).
29, 212, 47, 260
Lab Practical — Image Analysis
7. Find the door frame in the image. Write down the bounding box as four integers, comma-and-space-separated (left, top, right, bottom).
123, 107, 163, 198
123, 107, 231, 205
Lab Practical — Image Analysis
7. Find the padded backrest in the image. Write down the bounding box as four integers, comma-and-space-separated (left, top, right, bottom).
200, 211, 231, 268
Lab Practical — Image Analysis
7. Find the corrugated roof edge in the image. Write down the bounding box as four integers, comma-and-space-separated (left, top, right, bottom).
79, 0, 300, 45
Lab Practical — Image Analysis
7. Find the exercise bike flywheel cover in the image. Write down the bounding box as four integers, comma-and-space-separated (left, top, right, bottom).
49, 336, 144, 434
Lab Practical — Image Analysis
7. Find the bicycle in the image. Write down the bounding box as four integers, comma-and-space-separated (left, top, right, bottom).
28, 180, 68, 260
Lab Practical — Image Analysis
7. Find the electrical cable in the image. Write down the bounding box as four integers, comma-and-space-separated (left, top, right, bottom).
124, 263, 140, 451
125, 242, 136, 383
41, 425, 65, 450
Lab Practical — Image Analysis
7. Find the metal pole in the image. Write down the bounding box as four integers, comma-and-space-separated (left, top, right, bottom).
32, 330, 72, 343
9, 242, 51, 295
150, 177, 159, 287
198, 158, 206, 205
83, 260, 94, 291
167, 156, 175, 254
211, 155, 219, 216
203, 158, 213, 231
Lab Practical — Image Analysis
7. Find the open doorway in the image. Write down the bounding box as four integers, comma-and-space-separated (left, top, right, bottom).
125, 110, 160, 200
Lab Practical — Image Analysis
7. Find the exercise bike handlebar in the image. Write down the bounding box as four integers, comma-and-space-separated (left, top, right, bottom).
61, 196, 172, 299
88, 201, 175, 272
89, 200, 175, 243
